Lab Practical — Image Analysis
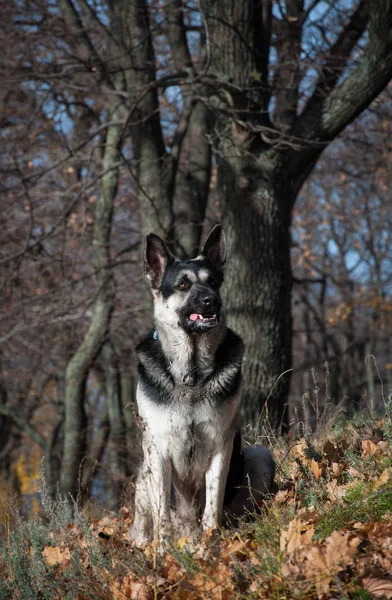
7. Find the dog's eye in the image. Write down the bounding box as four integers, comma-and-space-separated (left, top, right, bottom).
208, 278, 218, 288
177, 281, 188, 290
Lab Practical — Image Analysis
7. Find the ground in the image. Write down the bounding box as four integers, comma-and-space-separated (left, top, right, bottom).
1, 409, 392, 599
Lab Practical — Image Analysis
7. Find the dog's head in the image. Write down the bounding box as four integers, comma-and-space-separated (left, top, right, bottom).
144, 225, 226, 333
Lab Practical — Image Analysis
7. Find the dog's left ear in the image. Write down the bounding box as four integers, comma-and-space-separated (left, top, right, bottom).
200, 224, 226, 270
144, 233, 174, 287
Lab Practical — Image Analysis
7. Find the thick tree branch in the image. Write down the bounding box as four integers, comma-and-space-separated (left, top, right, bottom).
258, 0, 272, 111
273, 0, 304, 132
172, 100, 212, 256
59, 0, 105, 72
165, 0, 194, 73
289, 0, 392, 178
304, 1, 369, 106
60, 104, 121, 496
164, 2, 211, 255
120, 0, 173, 238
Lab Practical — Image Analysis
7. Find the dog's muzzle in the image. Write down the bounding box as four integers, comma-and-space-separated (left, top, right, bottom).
185, 290, 221, 331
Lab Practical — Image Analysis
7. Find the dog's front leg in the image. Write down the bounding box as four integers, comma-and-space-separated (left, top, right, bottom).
131, 467, 152, 545
145, 446, 172, 542
202, 444, 232, 531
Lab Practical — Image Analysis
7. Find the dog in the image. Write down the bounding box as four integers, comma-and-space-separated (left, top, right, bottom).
130, 225, 274, 544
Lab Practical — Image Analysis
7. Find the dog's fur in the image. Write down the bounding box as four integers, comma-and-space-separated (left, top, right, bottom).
130, 225, 274, 544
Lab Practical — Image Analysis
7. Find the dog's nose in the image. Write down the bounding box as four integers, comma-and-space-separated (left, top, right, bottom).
201, 295, 214, 306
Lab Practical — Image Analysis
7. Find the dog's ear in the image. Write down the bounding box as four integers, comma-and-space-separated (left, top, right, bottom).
144, 234, 173, 287
200, 225, 226, 270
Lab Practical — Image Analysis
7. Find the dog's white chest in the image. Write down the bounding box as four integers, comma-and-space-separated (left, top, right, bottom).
137, 384, 230, 477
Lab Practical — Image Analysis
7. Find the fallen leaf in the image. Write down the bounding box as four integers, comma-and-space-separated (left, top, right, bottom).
297, 506, 318, 524
377, 441, 390, 454
374, 468, 391, 489
326, 480, 348, 501
331, 462, 344, 478
189, 560, 234, 600
222, 538, 249, 563
289, 438, 308, 462
274, 489, 290, 504
311, 458, 323, 481
362, 439, 379, 457
106, 569, 153, 600
303, 531, 361, 597
281, 561, 301, 578
347, 466, 365, 479
368, 521, 392, 541
42, 545, 71, 567
362, 576, 392, 598
164, 555, 184, 583
324, 530, 362, 568
280, 518, 315, 554
95, 516, 116, 538
323, 439, 348, 465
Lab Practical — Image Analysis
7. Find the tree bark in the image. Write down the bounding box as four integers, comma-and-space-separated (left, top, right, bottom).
101, 339, 126, 510
81, 397, 109, 495
203, 0, 292, 432
60, 107, 120, 497
124, 0, 173, 241
220, 154, 292, 433
172, 101, 212, 257
199, 0, 392, 432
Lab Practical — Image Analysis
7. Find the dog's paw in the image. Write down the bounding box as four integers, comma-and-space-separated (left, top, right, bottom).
129, 525, 150, 547
201, 511, 220, 531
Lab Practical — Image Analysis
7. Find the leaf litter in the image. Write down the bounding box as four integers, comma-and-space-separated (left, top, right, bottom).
2, 419, 392, 599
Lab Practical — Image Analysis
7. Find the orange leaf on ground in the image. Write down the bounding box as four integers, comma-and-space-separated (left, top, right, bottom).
311, 458, 323, 481
274, 489, 290, 504
187, 560, 234, 600
368, 521, 392, 541
332, 462, 344, 478
289, 438, 308, 462
303, 531, 362, 598
280, 518, 315, 554
112, 577, 151, 600
362, 439, 380, 457
163, 555, 184, 583
374, 468, 391, 489
297, 506, 318, 524
377, 440, 390, 454
42, 545, 71, 567
326, 479, 348, 501
222, 538, 250, 563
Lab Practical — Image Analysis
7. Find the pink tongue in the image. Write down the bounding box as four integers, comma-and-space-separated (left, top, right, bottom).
190, 313, 200, 321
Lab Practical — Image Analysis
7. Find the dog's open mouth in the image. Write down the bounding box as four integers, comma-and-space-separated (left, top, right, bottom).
189, 313, 218, 325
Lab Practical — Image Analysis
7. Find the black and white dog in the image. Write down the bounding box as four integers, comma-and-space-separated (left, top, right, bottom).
130, 225, 274, 544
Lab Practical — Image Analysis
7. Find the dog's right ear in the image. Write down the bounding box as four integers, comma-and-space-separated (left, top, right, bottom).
200, 224, 226, 270
144, 234, 173, 287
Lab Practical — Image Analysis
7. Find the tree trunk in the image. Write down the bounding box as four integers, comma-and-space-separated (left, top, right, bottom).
220, 157, 293, 434
60, 109, 120, 497
172, 101, 212, 257
101, 339, 126, 510
81, 398, 109, 495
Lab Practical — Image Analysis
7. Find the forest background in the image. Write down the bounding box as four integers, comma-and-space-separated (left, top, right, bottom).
0, 0, 391, 515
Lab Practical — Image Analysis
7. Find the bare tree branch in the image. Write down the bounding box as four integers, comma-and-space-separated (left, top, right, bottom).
165, 0, 194, 73
273, 0, 304, 132
304, 0, 369, 106
290, 0, 392, 179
